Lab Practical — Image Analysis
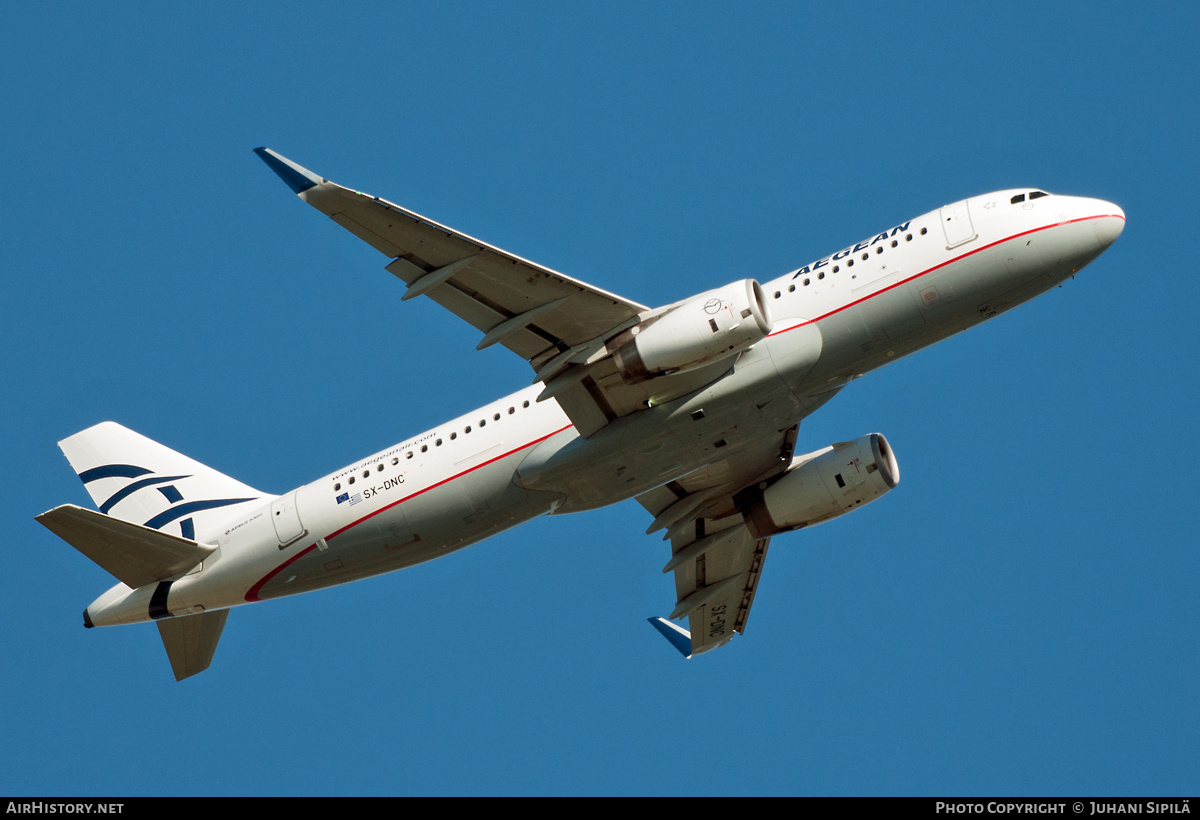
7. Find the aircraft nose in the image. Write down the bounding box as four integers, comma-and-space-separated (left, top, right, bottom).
1092, 203, 1125, 248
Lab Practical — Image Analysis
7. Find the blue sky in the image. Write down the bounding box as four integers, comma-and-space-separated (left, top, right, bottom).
3, 2, 1197, 796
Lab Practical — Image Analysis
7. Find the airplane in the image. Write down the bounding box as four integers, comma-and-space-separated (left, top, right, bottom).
36, 148, 1125, 680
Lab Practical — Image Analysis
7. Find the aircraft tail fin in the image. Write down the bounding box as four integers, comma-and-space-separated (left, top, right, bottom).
57, 422, 265, 542
157, 609, 229, 681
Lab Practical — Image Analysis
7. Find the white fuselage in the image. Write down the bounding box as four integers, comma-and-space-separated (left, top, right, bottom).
85, 190, 1125, 627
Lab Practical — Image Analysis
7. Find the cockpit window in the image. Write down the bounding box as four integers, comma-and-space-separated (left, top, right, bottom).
1029, 190, 1049, 199
1011, 194, 1025, 204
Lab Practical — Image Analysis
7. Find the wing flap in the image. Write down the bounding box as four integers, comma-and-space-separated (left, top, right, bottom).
36, 505, 214, 589
640, 430, 799, 656
424, 278, 555, 361
668, 518, 771, 655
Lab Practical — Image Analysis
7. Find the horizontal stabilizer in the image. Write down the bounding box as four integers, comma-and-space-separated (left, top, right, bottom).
36, 505, 214, 589
157, 609, 229, 681
647, 617, 693, 659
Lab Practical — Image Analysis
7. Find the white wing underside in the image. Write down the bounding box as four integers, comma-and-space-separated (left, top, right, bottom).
256, 148, 757, 437
637, 425, 800, 655
298, 175, 647, 362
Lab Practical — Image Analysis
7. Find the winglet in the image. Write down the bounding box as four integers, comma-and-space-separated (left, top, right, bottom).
253, 147, 323, 194
647, 617, 693, 659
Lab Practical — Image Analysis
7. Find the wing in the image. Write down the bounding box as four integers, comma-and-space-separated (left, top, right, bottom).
255, 148, 756, 437
652, 520, 772, 656
638, 426, 800, 656
254, 149, 645, 359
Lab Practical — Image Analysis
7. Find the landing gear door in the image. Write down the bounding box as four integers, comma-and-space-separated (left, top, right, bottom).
271, 490, 307, 548
940, 200, 977, 249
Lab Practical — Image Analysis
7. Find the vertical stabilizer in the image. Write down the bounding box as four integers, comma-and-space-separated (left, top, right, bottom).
58, 422, 266, 542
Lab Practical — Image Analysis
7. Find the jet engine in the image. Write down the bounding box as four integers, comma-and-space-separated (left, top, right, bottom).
612, 279, 772, 385
741, 433, 899, 538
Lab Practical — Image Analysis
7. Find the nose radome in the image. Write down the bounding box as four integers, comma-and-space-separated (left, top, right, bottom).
1092, 203, 1125, 248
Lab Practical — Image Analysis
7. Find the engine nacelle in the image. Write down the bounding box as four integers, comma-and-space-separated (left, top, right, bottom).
612, 279, 772, 385
742, 433, 899, 538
